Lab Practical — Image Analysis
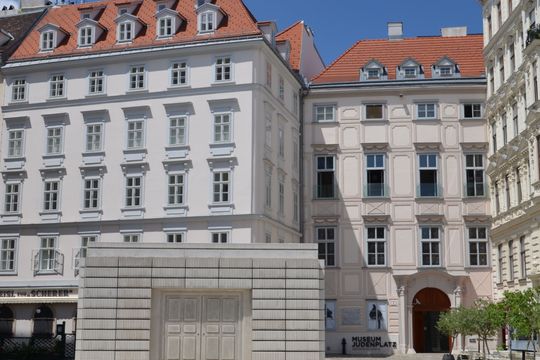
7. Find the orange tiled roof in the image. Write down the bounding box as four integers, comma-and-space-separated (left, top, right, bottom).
312, 34, 485, 84
9, 0, 262, 61
276, 20, 303, 72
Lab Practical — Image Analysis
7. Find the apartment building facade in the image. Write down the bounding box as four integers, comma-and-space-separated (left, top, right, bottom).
306, 24, 492, 355
480, 0, 540, 323
0, 0, 324, 345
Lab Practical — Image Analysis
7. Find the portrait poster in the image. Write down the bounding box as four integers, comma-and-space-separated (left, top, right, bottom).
366, 301, 387, 330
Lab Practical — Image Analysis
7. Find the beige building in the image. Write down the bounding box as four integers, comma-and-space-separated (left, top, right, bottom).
305, 24, 492, 355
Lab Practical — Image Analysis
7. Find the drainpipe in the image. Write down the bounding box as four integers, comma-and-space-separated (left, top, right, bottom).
299, 86, 308, 243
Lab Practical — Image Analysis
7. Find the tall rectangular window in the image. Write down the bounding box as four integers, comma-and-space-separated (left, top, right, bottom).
416, 103, 436, 119
278, 177, 285, 216
366, 154, 386, 197
495, 181, 501, 214
465, 154, 485, 197
213, 113, 231, 143
212, 171, 230, 203
12, 79, 26, 102
168, 174, 185, 206
39, 237, 56, 272
279, 76, 285, 101
492, 123, 497, 153
43, 180, 59, 212
293, 185, 299, 223
420, 226, 440, 267
125, 176, 142, 207
158, 17, 173, 37
468, 227, 488, 266
41, 31, 54, 50
4, 183, 20, 213
127, 120, 144, 149
293, 93, 299, 116
278, 127, 285, 158
520, 236, 527, 278
80, 235, 96, 258
489, 67, 495, 94
315, 155, 335, 199
293, 135, 299, 170
85, 123, 102, 152
79, 26, 93, 46
516, 168, 522, 203
118, 22, 133, 42
171, 62, 187, 86
418, 154, 438, 197
169, 116, 187, 146
0, 238, 16, 272
314, 105, 336, 122
463, 103, 482, 119
46, 127, 63, 155
499, 55, 505, 84
83, 178, 100, 210
508, 240, 515, 281
7, 130, 24, 158
497, 244, 503, 283
502, 114, 508, 145
510, 43, 515, 72
266, 61, 272, 88
200, 12, 215, 32
512, 102, 519, 136
49, 74, 65, 98
534, 61, 538, 102
88, 70, 104, 94
505, 174, 511, 210
129, 66, 145, 90
366, 226, 386, 266
265, 170, 271, 208
316, 227, 336, 267
215, 57, 231, 82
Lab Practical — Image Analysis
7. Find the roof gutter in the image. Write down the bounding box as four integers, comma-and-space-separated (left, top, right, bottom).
309, 77, 487, 91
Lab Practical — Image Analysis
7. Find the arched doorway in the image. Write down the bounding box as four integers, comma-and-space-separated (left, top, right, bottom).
412, 288, 451, 353
0, 306, 14, 336
33, 305, 54, 337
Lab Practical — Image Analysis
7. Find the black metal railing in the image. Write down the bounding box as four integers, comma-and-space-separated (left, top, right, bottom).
0, 335, 75, 360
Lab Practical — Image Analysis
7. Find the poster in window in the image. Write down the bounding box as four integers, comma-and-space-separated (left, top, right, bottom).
325, 300, 336, 330
367, 301, 387, 331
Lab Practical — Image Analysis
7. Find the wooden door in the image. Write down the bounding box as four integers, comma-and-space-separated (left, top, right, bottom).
164, 296, 201, 360
201, 296, 240, 360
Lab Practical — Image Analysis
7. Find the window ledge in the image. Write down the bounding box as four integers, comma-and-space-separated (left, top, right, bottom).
208, 203, 234, 215
462, 195, 488, 200
165, 145, 190, 160
313, 197, 339, 201
46, 96, 67, 102
167, 85, 191, 91
35, 270, 58, 276
4, 157, 26, 170
85, 93, 107, 99
413, 118, 440, 122
79, 209, 102, 221
363, 119, 388, 123
0, 271, 17, 276
415, 196, 444, 201
211, 80, 236, 87
209, 142, 235, 156
42, 154, 65, 168
121, 207, 145, 218
82, 151, 105, 165
126, 89, 149, 94
313, 121, 338, 124
164, 205, 188, 216
9, 100, 28, 105
459, 117, 484, 121
363, 195, 390, 201
123, 148, 147, 162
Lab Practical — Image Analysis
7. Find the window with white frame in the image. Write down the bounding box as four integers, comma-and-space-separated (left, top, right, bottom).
212, 171, 230, 203
49, 74, 65, 98
0, 238, 16, 272
41, 31, 54, 51
88, 70, 104, 94
169, 116, 187, 146
43, 180, 60, 212
7, 130, 24, 158
12, 79, 26, 102
465, 154, 485, 197
420, 226, 441, 267
165, 233, 183, 243
316, 155, 335, 199
497, 244, 503, 282
83, 178, 100, 210
468, 226, 488, 266
367, 68, 381, 79
520, 236, 527, 278
158, 16, 173, 37
78, 26, 93, 46
278, 176, 285, 216
365, 104, 384, 120
79, 235, 96, 258
314, 105, 336, 122
512, 102, 519, 136
213, 113, 231, 143
46, 127, 63, 155
279, 76, 285, 100
508, 240, 515, 281
502, 114, 508, 145
418, 154, 439, 197
125, 176, 142, 207
403, 66, 418, 78
4, 183, 20, 213
118, 21, 133, 42
265, 169, 272, 208
199, 11, 215, 32
292, 184, 299, 223
129, 65, 145, 90
366, 226, 386, 266
85, 123, 103, 152
366, 154, 386, 197
292, 134, 299, 169
416, 103, 436, 119
265, 233, 272, 243
278, 126, 285, 158
463, 103, 482, 119
215, 57, 231, 82
266, 61, 272, 88
126, 120, 144, 149
38, 237, 57, 272
168, 174, 185, 206
123, 234, 140, 243
316, 227, 336, 267
171, 62, 187, 86
293, 93, 299, 115
265, 113, 272, 148
438, 65, 453, 77
211, 231, 229, 243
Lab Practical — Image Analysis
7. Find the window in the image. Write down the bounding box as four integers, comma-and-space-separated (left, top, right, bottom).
0, 306, 14, 336
158, 16, 173, 37
39, 237, 56, 272
83, 178, 100, 210
366, 154, 386, 197
520, 236, 527, 278
463, 104, 482, 119
508, 240, 515, 281
293, 134, 299, 170
49, 74, 65, 98
439, 66, 453, 77
0, 238, 16, 272
497, 1, 502, 28
293, 93, 299, 115
278, 127, 285, 158
265, 113, 272, 148
499, 55, 505, 83
127, 120, 144, 149
465, 154, 485, 197
123, 234, 140, 243
265, 233, 272, 243
512, 103, 519, 136
129, 66, 145, 90
293, 185, 299, 223
171, 62, 187, 86
505, 174, 511, 209
41, 31, 54, 51
278, 177, 285, 216
215, 57, 231, 82
12, 79, 26, 102
88, 70, 104, 94
404, 66, 418, 78
365, 104, 384, 120
367, 68, 381, 79
4, 183, 20, 213
495, 181, 501, 214
46, 127, 63, 155
366, 226, 386, 266
279, 76, 285, 101
266, 62, 272, 88
497, 244, 503, 282
212, 171, 230, 203
468, 227, 488, 266
487, 16, 492, 39
169, 116, 187, 146
213, 113, 231, 143
417, 103, 436, 119
167, 233, 184, 243
418, 154, 439, 197
7, 130, 24, 158
199, 11, 215, 32
420, 227, 441, 267
78, 26, 93, 46
32, 305, 54, 337
79, 235, 96, 259
211, 231, 229, 243
510, 43, 515, 72
502, 114, 508, 145
85, 123, 102, 152
516, 168, 522, 203
316, 227, 336, 267
265, 170, 271, 208
43, 180, 59, 212
492, 123, 498, 153
125, 176, 142, 207
314, 105, 336, 122
168, 174, 185, 206
534, 61, 538, 102
118, 21, 133, 42
315, 155, 335, 199
489, 67, 495, 94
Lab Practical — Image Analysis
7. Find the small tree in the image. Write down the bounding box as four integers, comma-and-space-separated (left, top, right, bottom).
502, 288, 540, 354
438, 307, 467, 353
463, 300, 505, 358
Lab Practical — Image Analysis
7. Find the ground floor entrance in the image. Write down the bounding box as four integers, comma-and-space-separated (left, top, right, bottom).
412, 288, 451, 353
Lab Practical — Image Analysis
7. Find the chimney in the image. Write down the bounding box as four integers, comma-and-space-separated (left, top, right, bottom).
388, 22, 403, 40
441, 26, 468, 37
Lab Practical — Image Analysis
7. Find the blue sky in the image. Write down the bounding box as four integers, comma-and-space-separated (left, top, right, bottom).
243, 0, 484, 65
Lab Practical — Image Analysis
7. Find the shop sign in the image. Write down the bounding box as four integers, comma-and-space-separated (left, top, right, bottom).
0, 289, 74, 298
351, 336, 397, 350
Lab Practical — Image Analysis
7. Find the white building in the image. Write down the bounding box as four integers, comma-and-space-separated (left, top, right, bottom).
305, 23, 492, 355
0, 0, 323, 340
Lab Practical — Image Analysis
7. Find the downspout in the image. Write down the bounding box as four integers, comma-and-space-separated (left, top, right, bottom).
299, 85, 308, 243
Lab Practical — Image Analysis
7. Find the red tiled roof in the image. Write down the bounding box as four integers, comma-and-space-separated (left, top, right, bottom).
312, 34, 485, 84
276, 20, 303, 72
9, 0, 262, 61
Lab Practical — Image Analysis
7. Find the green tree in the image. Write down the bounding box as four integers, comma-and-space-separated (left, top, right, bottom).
462, 300, 505, 358
502, 288, 540, 353
437, 307, 467, 353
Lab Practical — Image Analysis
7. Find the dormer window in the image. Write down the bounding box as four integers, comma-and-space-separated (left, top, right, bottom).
157, 3, 166, 12
439, 66, 453, 76
361, 60, 387, 81
158, 16, 173, 37
403, 66, 418, 78
41, 31, 55, 51
119, 8, 128, 15
397, 59, 423, 80
433, 57, 460, 79
79, 26, 93, 47
367, 69, 381, 80
200, 11, 215, 33
82, 13, 91, 20
118, 21, 133, 42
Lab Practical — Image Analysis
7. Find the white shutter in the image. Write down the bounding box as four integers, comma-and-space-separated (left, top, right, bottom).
54, 250, 64, 275
32, 250, 40, 275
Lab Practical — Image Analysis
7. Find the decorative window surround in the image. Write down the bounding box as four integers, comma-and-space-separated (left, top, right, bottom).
42, 113, 68, 168
208, 99, 239, 156
397, 58, 423, 80
11, 78, 27, 103
122, 106, 150, 162
79, 166, 106, 221
419, 226, 442, 267
37, 24, 67, 52
207, 159, 235, 215
169, 61, 189, 88
366, 226, 387, 267
115, 13, 143, 43
196, 2, 224, 34
467, 226, 488, 267
39, 168, 65, 223
81, 110, 108, 165
156, 8, 184, 39
4, 116, 29, 171
164, 102, 194, 160
162, 160, 191, 217
432, 56, 460, 78
361, 60, 387, 81
0, 236, 17, 274
76, 18, 105, 48
209, 227, 231, 243
415, 102, 438, 120
120, 163, 148, 219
